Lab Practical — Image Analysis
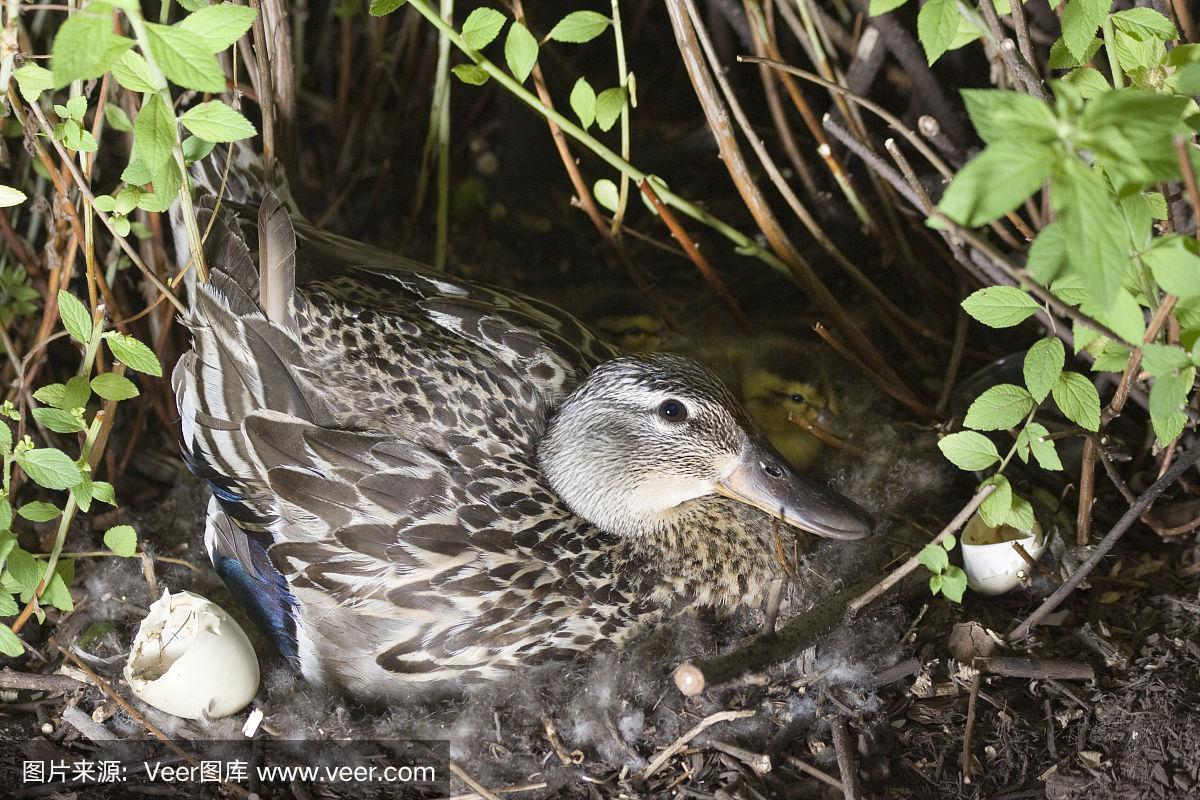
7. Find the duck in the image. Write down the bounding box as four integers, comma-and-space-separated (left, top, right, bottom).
170, 176, 872, 699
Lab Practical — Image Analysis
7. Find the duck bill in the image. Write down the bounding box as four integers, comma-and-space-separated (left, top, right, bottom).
715, 440, 873, 540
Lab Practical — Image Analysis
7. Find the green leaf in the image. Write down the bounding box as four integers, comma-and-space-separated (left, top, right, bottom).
182, 135, 217, 163
963, 384, 1035, 431
548, 10, 611, 43
110, 51, 158, 93
144, 21, 227, 93
1141, 343, 1191, 378
0, 186, 27, 209
41, 561, 73, 612
504, 22, 538, 83
461, 8, 506, 50
1149, 366, 1194, 444
979, 475, 1013, 527
1144, 235, 1200, 299
91, 373, 139, 401
73, 474, 93, 513
1053, 159, 1131, 310
178, 3, 258, 52
1079, 91, 1190, 190
1091, 340, 1131, 373
32, 407, 85, 434
940, 566, 967, 602
1005, 495, 1036, 532
0, 625, 24, 657
1110, 8, 1177, 40
92, 481, 117, 506
1097, 288, 1146, 346
103, 525, 138, 557
917, 0, 960, 65
17, 448, 82, 490
593, 179, 619, 212
929, 572, 944, 594
32, 376, 91, 410
1024, 338, 1065, 403
179, 101, 257, 142
132, 94, 176, 177
135, 158, 183, 212
104, 332, 163, 376
960, 89, 1057, 145
0, 424, 11, 458
1061, 0, 1111, 60
1017, 422, 1063, 470
368, 0, 406, 15
1062, 66, 1110, 99
570, 78, 597, 129
918, 543, 950, 574
5, 548, 39, 594
943, 533, 957, 551
961, 286, 1039, 328
451, 64, 490, 86
12, 64, 55, 102
594, 87, 627, 133
0, 593, 16, 617
1052, 372, 1101, 431
938, 430, 1000, 471
937, 142, 1055, 228
17, 502, 61, 523
51, 3, 133, 86
56, 291, 93, 345
103, 104, 134, 133
869, 0, 909, 14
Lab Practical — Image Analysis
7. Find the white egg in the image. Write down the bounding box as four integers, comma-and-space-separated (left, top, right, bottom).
124, 589, 260, 720
961, 511, 1046, 597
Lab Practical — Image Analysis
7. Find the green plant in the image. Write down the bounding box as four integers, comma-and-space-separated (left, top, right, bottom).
918, 534, 968, 602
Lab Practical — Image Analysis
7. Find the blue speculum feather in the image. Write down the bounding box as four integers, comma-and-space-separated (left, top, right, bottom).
211, 547, 301, 665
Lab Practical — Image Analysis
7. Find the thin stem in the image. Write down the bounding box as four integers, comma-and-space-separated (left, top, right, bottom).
1101, 16, 1124, 88
609, 0, 631, 235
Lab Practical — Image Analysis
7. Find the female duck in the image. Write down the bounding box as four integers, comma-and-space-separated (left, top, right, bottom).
173, 195, 872, 698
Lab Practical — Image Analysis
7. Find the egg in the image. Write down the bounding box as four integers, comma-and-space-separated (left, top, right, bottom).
124, 589, 260, 720
961, 512, 1046, 597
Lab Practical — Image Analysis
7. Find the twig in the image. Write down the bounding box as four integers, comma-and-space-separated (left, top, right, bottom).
709, 740, 771, 774
1012, 541, 1059, 582
788, 756, 845, 791
813, 323, 934, 418
788, 410, 867, 455
961, 670, 981, 782
434, 784, 549, 800
0, 670, 86, 692
976, 657, 1095, 681
640, 709, 757, 780
849, 485, 995, 615
638, 180, 752, 333
830, 717, 861, 800
1010, 441, 1200, 640
447, 763, 502, 800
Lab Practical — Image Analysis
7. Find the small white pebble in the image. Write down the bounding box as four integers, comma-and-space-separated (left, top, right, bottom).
40, 722, 53, 735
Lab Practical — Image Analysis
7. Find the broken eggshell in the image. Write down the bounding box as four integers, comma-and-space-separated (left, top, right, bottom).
961, 512, 1045, 596
124, 589, 259, 720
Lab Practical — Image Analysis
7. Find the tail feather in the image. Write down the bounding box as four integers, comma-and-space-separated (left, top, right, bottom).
257, 193, 299, 335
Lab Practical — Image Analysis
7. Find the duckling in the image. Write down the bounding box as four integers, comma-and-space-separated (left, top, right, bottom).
171, 187, 872, 699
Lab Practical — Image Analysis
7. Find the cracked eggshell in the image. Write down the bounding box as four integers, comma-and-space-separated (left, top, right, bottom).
124, 589, 260, 720
961, 512, 1045, 596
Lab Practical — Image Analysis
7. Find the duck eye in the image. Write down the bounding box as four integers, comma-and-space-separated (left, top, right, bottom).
790, 393, 806, 403
657, 399, 688, 422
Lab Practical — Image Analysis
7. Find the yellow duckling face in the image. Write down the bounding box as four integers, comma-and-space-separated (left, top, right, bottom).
592, 313, 665, 352
741, 367, 837, 472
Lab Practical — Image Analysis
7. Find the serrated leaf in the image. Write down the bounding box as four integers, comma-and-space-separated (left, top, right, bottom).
1006, 495, 1036, 532
1024, 338, 1065, 402
1144, 235, 1200, 299
451, 63, 489, 86
960, 90, 1057, 145
32, 377, 90, 411
937, 141, 1055, 227
51, 4, 133, 86
104, 332, 163, 376
869, 0, 909, 14
179, 100, 257, 142
0, 593, 16, 617
964, 384, 1035, 431
368, 0, 405, 14
918, 543, 949, 574
12, 64, 55, 102
1110, 8, 1177, 40
17, 449, 82, 490
1053, 159, 1131, 310
961, 286, 1039, 328
1052, 372, 1101, 431
57, 291, 93, 345
92, 481, 117, 506
1141, 343, 1191, 378
31, 407, 85, 434
1061, 0, 1110, 59
570, 77, 596, 129
42, 563, 73, 612
103, 525, 137, 557
461, 8, 506, 50
0, 624, 24, 657
73, 473, 93, 513
0, 424, 10, 458
145, 21, 227, 93
1099, 289, 1146, 346
548, 10, 611, 43
917, 0, 960, 65
91, 373, 139, 401
938, 430, 1000, 471
5, 548, 38, 593
17, 502, 61, 523
110, 50, 158, 93
940, 566, 968, 602
132, 94, 176, 177
595, 86, 626, 132
979, 475, 1013, 527
504, 22, 538, 83
1028, 223, 1067, 284
1023, 423, 1063, 470
1149, 366, 1194, 445
178, 3, 258, 52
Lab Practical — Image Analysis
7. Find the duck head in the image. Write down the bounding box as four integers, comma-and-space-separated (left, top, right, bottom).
538, 353, 872, 541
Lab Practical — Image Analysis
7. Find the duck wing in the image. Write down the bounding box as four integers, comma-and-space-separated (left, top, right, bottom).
175, 195, 625, 693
